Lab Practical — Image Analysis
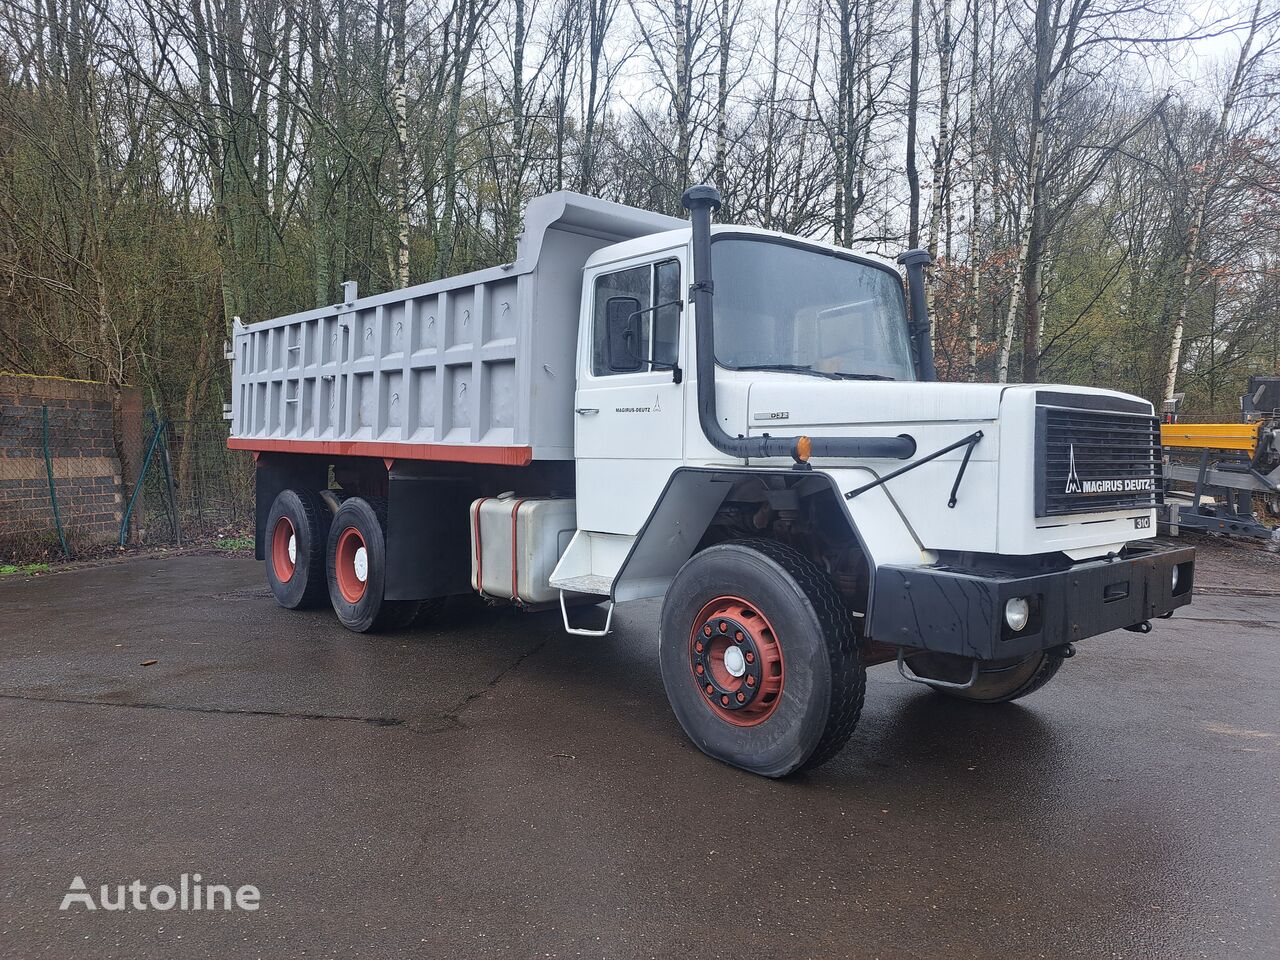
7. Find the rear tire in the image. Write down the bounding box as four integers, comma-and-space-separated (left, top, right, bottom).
326, 497, 421, 633
264, 489, 330, 609
907, 650, 1065, 703
659, 539, 865, 778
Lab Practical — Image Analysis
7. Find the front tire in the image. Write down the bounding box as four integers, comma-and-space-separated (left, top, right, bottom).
659, 540, 865, 778
326, 497, 420, 633
264, 489, 330, 609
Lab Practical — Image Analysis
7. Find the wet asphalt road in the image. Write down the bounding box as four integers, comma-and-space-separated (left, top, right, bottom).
0, 541, 1277, 960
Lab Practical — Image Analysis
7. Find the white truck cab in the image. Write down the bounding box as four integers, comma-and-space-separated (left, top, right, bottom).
229, 186, 1194, 777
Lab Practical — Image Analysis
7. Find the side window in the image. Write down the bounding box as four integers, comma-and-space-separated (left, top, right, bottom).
591, 259, 682, 377
592, 265, 650, 376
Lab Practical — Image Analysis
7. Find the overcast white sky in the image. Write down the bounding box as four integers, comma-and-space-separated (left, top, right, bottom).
1135, 0, 1266, 94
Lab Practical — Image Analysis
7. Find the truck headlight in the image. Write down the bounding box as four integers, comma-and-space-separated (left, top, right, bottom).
1004, 597, 1031, 632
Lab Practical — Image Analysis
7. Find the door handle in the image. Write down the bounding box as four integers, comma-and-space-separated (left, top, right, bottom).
575, 408, 599, 415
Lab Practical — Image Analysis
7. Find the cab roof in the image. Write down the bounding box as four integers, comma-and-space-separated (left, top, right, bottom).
583, 223, 901, 274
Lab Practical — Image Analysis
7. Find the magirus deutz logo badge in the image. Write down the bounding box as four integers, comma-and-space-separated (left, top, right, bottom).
1064, 444, 1155, 495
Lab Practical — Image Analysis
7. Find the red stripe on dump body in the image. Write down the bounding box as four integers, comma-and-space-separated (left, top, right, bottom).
227, 437, 534, 467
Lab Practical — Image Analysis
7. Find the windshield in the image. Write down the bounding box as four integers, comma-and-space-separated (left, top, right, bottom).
710, 237, 915, 381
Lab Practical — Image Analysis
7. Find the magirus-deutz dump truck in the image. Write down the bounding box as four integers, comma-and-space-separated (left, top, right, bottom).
228, 185, 1195, 777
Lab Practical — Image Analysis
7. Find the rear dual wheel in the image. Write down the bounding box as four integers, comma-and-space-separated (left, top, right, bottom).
265, 489, 330, 609
265, 489, 434, 632
660, 540, 865, 778
326, 497, 422, 633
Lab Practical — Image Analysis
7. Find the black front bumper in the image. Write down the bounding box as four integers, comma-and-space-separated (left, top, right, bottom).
868, 542, 1196, 660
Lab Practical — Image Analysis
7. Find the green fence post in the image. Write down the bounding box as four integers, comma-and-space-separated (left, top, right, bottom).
118, 416, 166, 548
157, 419, 180, 547
41, 404, 71, 560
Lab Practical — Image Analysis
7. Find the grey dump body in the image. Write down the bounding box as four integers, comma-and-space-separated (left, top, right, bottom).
230, 192, 683, 461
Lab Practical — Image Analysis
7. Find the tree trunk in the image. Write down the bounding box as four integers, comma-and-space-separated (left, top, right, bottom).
714, 0, 730, 186
393, 0, 409, 287
763, 2, 782, 229
793, 9, 822, 225
307, 0, 333, 306
1165, 0, 1263, 400
580, 1, 609, 191
508, 0, 526, 254
966, 0, 981, 381
434, 0, 481, 277
833, 0, 850, 243
997, 120, 1044, 383
1020, 196, 1046, 382
905, 0, 922, 247
926, 0, 953, 347
176, 302, 218, 497
674, 0, 692, 197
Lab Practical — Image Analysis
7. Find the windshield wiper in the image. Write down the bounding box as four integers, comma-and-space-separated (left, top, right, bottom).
736, 364, 895, 382
736, 363, 842, 380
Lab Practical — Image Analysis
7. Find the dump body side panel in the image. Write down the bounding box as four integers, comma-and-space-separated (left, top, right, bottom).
229, 192, 684, 463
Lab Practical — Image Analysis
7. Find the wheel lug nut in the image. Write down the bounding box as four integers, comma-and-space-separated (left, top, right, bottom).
745, 652, 755, 663
720, 695, 730, 706
735, 631, 744, 642
695, 641, 704, 653
736, 692, 745, 703
718, 621, 727, 633
746, 675, 755, 686
703, 625, 712, 637
706, 684, 714, 696
695, 664, 704, 675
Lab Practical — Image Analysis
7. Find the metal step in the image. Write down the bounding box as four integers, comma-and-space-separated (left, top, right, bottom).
548, 573, 613, 597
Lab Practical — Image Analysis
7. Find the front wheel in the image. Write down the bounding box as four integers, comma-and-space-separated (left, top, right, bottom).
659, 539, 865, 778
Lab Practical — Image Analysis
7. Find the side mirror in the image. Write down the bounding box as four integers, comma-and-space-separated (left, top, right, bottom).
606, 297, 644, 372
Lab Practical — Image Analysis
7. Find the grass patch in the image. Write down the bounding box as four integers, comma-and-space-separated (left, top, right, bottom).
212, 536, 255, 551
0, 563, 52, 576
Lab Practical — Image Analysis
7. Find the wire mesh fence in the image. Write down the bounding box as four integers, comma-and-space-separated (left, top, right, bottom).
133, 419, 254, 547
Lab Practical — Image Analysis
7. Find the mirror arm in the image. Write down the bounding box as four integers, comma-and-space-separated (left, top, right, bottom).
622, 298, 685, 382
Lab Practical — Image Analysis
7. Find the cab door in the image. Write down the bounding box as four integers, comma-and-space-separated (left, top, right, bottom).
575, 253, 686, 534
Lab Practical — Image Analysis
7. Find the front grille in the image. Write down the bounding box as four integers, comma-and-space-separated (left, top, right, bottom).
1035, 405, 1162, 518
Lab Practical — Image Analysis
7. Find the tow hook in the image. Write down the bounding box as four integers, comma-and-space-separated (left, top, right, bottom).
1123, 620, 1153, 634
1054, 643, 1077, 659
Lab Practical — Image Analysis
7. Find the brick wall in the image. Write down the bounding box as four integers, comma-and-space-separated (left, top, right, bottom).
0, 374, 143, 559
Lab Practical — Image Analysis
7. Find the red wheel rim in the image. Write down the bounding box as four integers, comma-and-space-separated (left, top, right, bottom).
270, 516, 296, 583
334, 527, 368, 603
690, 596, 784, 727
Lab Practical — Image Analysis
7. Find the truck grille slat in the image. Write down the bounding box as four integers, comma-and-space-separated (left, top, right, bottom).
1035, 404, 1162, 518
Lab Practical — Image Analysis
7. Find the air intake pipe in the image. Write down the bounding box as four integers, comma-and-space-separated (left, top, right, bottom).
897, 249, 936, 382
681, 185, 916, 463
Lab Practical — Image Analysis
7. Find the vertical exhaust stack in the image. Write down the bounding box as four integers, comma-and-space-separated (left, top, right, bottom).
680, 185, 916, 463
897, 250, 936, 382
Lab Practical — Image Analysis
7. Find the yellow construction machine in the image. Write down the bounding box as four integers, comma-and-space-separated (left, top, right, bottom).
1160, 375, 1280, 541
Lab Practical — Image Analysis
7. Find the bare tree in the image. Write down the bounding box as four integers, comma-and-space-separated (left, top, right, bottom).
1165, 0, 1275, 400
